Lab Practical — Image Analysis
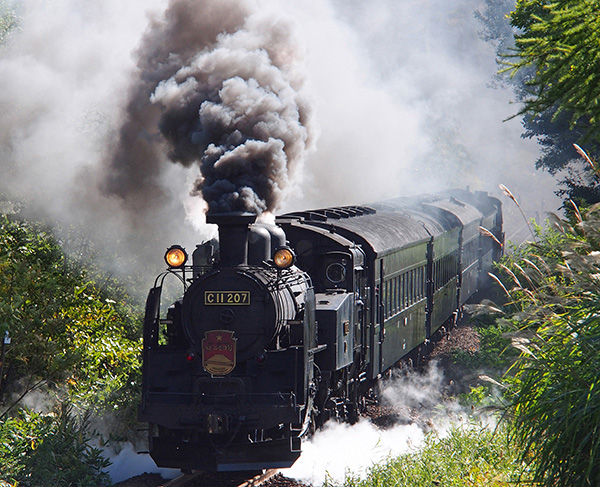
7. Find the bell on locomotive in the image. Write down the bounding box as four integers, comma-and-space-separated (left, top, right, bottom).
139, 212, 317, 472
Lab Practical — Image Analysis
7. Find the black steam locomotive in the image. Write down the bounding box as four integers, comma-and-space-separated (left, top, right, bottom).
138, 189, 503, 472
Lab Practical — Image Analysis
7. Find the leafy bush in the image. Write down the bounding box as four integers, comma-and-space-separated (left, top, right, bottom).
0, 214, 142, 419
0, 404, 111, 487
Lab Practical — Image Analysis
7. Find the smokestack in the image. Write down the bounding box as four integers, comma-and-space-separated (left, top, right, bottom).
206, 213, 257, 266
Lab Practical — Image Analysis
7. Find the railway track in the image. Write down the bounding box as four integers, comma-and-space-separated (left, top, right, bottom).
162, 471, 203, 487
159, 468, 282, 487
235, 469, 280, 487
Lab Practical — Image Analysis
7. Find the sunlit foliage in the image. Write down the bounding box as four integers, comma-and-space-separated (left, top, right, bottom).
508, 0, 600, 137
0, 213, 142, 484
500, 202, 600, 486
502, 0, 600, 204
0, 405, 111, 487
0, 214, 141, 416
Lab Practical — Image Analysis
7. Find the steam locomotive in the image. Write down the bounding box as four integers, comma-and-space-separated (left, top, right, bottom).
138, 188, 503, 472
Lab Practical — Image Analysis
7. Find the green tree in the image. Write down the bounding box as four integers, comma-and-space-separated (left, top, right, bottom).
509, 0, 600, 134
503, 0, 600, 205
475, 1, 600, 205
0, 213, 144, 485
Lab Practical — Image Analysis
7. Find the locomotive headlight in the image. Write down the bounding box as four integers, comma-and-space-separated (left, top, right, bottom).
273, 247, 296, 269
165, 245, 188, 268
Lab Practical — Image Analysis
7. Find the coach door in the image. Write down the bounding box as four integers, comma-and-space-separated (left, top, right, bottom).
369, 259, 384, 378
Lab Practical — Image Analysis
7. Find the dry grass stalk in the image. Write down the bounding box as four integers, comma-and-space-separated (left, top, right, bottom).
573, 143, 596, 171
499, 183, 519, 205
522, 258, 544, 277
568, 199, 583, 223
499, 183, 536, 241
521, 288, 538, 302
511, 336, 537, 358
488, 271, 512, 298
513, 262, 537, 288
479, 226, 502, 246
533, 254, 551, 273
479, 374, 506, 389
498, 262, 523, 288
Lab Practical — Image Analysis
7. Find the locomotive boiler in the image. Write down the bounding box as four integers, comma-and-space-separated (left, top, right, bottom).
138, 189, 503, 472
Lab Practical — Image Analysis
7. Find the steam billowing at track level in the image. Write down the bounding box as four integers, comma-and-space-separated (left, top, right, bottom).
104, 0, 316, 215
139, 189, 503, 472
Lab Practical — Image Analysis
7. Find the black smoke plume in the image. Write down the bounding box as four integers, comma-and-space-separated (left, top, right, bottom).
104, 0, 316, 215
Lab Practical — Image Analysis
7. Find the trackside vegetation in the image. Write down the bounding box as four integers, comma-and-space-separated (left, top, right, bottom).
0, 213, 142, 486
499, 0, 600, 481
0, 406, 111, 487
338, 424, 528, 487
499, 202, 600, 487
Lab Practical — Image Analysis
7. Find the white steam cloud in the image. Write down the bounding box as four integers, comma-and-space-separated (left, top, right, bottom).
287, 361, 489, 486
277, 0, 561, 239
288, 419, 424, 486
0, 0, 559, 262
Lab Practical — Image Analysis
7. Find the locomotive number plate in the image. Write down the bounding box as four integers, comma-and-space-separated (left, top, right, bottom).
204, 291, 250, 305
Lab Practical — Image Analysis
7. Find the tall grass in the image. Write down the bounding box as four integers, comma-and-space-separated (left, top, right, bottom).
507, 308, 600, 486
500, 196, 600, 486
